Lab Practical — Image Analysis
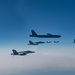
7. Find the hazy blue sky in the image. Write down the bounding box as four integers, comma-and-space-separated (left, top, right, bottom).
0, 0, 75, 75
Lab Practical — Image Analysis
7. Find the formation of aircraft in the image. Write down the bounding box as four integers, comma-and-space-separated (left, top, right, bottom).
29, 30, 61, 38
11, 30, 61, 56
11, 49, 35, 56
28, 40, 45, 45
11, 30, 75, 56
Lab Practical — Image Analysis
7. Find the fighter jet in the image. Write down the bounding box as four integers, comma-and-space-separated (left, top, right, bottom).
29, 30, 61, 38
11, 49, 35, 56
28, 40, 45, 45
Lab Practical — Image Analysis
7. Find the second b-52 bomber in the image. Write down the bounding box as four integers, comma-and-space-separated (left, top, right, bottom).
11, 49, 35, 56
30, 30, 61, 38
28, 40, 45, 45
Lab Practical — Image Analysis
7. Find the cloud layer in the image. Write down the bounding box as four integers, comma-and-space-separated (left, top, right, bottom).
0, 48, 75, 75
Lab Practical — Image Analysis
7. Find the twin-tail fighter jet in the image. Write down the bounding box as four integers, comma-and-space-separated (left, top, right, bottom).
11, 49, 35, 56
28, 40, 45, 45
30, 30, 61, 38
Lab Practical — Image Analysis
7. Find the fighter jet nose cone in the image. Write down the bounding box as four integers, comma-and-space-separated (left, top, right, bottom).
33, 51, 35, 53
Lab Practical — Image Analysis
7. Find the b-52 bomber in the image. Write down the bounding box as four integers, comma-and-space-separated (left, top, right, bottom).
30, 30, 61, 38
11, 49, 35, 56
28, 40, 45, 45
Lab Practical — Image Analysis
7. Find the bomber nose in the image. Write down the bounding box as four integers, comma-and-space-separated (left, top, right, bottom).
59, 35, 61, 37
60, 35, 61, 37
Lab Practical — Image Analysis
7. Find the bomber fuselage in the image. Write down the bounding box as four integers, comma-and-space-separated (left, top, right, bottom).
30, 35, 61, 38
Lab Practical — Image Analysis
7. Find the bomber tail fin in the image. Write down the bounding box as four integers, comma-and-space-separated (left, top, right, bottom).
31, 30, 37, 35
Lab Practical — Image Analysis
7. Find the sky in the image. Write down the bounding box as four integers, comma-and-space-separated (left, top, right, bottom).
0, 0, 75, 75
